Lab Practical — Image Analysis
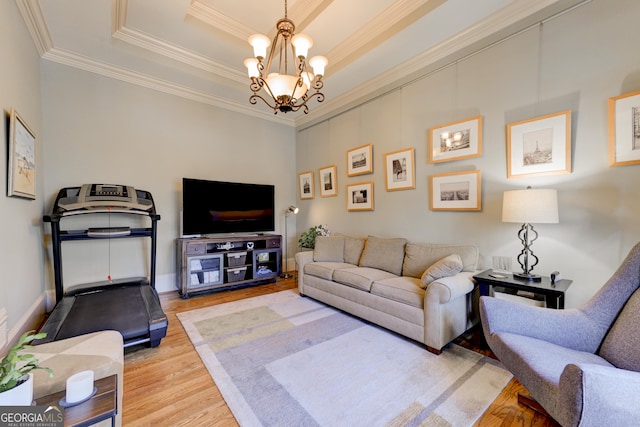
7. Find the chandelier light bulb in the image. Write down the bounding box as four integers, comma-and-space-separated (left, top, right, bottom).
244, 58, 260, 78
248, 34, 271, 59
309, 56, 328, 76
291, 34, 313, 58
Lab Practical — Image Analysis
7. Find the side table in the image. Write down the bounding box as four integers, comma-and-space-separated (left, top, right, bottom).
35, 374, 117, 427
473, 269, 572, 309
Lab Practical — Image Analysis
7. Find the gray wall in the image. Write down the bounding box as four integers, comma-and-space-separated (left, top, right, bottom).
40, 63, 297, 294
295, 0, 640, 308
0, 1, 46, 344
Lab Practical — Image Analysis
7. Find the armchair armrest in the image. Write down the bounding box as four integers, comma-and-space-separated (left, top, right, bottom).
557, 363, 640, 426
480, 296, 609, 353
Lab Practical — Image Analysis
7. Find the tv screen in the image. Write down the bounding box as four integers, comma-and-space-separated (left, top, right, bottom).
182, 178, 275, 236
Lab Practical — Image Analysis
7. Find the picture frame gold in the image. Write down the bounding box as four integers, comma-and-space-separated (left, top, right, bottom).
346, 182, 374, 211
429, 170, 481, 211
608, 89, 640, 167
346, 144, 373, 176
8, 109, 36, 199
318, 165, 338, 197
506, 110, 572, 179
298, 171, 314, 200
384, 147, 415, 191
428, 116, 482, 163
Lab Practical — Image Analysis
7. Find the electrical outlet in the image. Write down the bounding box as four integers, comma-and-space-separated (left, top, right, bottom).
0, 308, 7, 350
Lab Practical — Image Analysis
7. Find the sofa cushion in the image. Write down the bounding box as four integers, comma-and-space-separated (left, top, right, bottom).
333, 267, 398, 291
598, 288, 640, 371
359, 236, 407, 275
335, 233, 366, 265
304, 261, 354, 281
314, 236, 345, 262
420, 254, 464, 289
371, 277, 424, 308
403, 243, 478, 278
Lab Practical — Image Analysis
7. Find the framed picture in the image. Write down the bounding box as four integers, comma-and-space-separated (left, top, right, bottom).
429, 170, 481, 211
346, 144, 373, 176
506, 110, 572, 178
384, 147, 415, 191
346, 182, 374, 211
429, 115, 482, 163
318, 165, 338, 197
8, 109, 36, 199
298, 171, 314, 199
608, 89, 640, 166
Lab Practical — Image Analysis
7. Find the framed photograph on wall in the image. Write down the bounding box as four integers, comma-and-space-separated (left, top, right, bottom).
429, 115, 482, 163
346, 144, 373, 176
298, 171, 314, 199
384, 147, 415, 191
347, 182, 374, 211
429, 170, 481, 211
8, 109, 36, 199
608, 89, 640, 166
506, 110, 571, 178
318, 165, 338, 197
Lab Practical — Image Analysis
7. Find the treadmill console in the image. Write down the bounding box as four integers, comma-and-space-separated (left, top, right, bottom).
55, 184, 154, 213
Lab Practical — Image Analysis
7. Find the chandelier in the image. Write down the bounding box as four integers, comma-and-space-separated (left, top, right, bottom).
243, 0, 328, 114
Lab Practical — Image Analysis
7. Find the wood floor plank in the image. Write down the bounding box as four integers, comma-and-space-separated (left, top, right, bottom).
122, 277, 558, 426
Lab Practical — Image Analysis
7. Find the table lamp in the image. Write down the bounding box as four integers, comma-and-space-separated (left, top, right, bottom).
502, 187, 558, 281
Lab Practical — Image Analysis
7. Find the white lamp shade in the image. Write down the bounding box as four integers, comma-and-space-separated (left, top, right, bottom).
309, 56, 328, 76
502, 189, 559, 224
244, 58, 260, 78
265, 73, 308, 99
248, 34, 271, 58
291, 34, 313, 58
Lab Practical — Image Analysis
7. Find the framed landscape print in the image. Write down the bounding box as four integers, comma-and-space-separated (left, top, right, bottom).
319, 165, 338, 197
346, 144, 373, 176
429, 116, 482, 163
429, 170, 481, 211
506, 110, 572, 178
384, 147, 415, 191
8, 109, 36, 199
347, 182, 374, 211
608, 89, 640, 166
298, 171, 314, 199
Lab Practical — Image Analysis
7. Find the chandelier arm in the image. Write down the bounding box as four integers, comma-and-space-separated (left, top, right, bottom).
249, 93, 278, 111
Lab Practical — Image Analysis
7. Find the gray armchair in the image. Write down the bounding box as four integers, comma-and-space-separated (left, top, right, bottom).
480, 242, 640, 427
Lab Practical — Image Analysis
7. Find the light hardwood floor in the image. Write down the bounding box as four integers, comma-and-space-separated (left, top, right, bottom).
122, 277, 559, 426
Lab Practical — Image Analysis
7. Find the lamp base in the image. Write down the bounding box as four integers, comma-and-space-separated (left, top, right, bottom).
280, 273, 294, 279
513, 272, 542, 282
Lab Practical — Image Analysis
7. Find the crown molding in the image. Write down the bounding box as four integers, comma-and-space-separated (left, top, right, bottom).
15, 0, 53, 55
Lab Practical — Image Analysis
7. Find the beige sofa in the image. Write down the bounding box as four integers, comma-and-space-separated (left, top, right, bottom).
295, 235, 479, 354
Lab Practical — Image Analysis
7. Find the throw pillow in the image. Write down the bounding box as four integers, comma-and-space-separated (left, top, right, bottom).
313, 236, 345, 262
358, 236, 407, 276
420, 254, 463, 289
598, 288, 640, 371
334, 233, 366, 265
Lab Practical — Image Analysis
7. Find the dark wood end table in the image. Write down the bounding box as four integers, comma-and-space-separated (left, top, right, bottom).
35, 374, 117, 427
473, 269, 572, 309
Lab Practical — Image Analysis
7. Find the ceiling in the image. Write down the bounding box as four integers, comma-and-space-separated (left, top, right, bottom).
16, 0, 586, 128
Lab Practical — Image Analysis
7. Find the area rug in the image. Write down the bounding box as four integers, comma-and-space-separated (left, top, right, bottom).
177, 290, 512, 427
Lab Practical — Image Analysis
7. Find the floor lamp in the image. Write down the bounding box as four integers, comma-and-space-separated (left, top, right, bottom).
502, 187, 558, 281
281, 205, 299, 278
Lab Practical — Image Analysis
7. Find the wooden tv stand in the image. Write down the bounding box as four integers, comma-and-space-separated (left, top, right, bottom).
177, 234, 281, 298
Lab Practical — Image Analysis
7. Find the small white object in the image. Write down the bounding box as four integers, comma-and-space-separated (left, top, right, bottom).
66, 370, 94, 404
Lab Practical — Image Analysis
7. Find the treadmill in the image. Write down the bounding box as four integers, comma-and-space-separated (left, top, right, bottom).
39, 184, 168, 348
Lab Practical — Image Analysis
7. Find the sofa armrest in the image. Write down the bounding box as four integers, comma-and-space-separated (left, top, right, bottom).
424, 271, 475, 304
557, 363, 640, 426
295, 250, 315, 293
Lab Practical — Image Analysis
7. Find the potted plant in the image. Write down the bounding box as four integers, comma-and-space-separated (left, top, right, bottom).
298, 224, 330, 249
0, 330, 53, 406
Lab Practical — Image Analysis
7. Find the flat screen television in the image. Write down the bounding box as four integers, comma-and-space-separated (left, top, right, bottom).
182, 178, 275, 236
